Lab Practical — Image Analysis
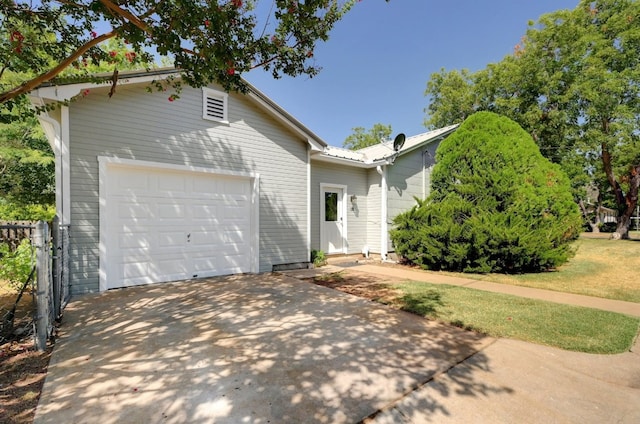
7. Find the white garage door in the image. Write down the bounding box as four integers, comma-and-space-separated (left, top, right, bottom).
101, 161, 255, 289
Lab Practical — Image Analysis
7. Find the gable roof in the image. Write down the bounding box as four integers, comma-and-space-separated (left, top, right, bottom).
314, 124, 459, 168
28, 67, 328, 152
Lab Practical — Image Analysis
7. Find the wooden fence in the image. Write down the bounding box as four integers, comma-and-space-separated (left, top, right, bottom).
0, 221, 35, 251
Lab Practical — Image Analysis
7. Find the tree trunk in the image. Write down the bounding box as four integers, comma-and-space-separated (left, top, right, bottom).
610, 164, 640, 240
578, 199, 600, 232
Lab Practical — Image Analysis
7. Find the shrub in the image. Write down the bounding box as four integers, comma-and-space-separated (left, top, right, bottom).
0, 239, 35, 291
0, 200, 55, 221
391, 112, 582, 273
311, 249, 326, 267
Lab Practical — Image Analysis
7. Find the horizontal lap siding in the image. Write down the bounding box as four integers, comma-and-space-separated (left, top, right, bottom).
387, 150, 426, 221
68, 84, 308, 294
310, 162, 368, 254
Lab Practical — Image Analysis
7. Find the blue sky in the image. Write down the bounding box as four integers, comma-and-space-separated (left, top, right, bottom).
245, 0, 580, 147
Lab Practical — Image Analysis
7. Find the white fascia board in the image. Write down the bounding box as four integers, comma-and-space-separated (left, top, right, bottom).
311, 152, 388, 168
397, 130, 457, 157
31, 72, 179, 101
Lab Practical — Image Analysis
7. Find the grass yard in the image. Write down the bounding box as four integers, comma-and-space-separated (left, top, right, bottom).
393, 281, 640, 354
443, 234, 640, 302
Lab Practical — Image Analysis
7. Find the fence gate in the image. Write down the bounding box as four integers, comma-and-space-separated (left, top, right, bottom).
0, 217, 70, 350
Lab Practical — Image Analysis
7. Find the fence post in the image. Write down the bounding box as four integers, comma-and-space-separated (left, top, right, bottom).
34, 220, 50, 351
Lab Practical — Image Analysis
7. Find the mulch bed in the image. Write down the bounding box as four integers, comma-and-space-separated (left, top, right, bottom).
0, 339, 52, 424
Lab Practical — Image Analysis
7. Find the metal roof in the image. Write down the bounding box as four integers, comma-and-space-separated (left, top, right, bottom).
317, 124, 459, 166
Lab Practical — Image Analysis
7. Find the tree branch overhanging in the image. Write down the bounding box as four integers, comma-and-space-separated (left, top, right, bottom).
0, 31, 117, 104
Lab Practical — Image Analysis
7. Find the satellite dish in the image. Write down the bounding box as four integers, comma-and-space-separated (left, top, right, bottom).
393, 133, 406, 152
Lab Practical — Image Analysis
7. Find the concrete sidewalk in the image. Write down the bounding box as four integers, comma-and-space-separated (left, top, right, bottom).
284, 263, 640, 423
322, 263, 640, 318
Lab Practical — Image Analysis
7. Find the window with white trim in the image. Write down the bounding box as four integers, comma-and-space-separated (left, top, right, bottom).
202, 88, 228, 122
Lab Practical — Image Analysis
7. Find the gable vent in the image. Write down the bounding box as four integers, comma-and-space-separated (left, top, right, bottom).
202, 88, 228, 122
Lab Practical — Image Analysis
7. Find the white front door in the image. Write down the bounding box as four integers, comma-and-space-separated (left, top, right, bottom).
320, 185, 346, 254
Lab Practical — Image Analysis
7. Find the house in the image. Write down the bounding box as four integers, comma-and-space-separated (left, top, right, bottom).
29, 68, 456, 295
310, 125, 457, 260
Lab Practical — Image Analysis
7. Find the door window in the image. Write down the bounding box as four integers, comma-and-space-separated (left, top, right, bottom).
325, 192, 338, 221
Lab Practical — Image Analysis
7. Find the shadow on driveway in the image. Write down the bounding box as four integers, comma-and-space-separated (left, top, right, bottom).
35, 273, 497, 423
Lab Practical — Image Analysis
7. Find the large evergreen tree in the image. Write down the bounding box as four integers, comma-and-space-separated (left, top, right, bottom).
391, 112, 582, 273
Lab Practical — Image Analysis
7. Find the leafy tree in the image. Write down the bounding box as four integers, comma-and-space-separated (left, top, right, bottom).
424, 0, 640, 239
391, 112, 582, 274
1, 0, 359, 114
0, 106, 54, 206
0, 37, 154, 212
423, 68, 476, 129
342, 123, 392, 150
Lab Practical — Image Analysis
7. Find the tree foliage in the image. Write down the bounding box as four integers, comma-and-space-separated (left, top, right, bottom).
423, 0, 640, 239
391, 112, 582, 274
342, 123, 392, 150
0, 0, 359, 114
0, 38, 155, 211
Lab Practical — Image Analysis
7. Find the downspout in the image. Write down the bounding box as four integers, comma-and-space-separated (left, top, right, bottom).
422, 149, 427, 199
376, 165, 388, 261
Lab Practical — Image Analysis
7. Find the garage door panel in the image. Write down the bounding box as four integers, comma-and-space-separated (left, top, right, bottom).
118, 232, 151, 249
190, 230, 223, 246
223, 229, 247, 245
157, 203, 186, 219
105, 164, 254, 289
156, 233, 188, 253
157, 173, 187, 192
118, 202, 151, 220
191, 204, 219, 220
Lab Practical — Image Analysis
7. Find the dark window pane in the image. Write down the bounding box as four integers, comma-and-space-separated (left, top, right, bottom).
325, 192, 338, 221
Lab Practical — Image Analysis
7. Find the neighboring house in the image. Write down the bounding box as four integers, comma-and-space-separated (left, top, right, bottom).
310, 125, 458, 260
29, 68, 457, 294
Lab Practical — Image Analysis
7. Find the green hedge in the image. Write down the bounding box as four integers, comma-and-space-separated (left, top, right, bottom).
391, 112, 582, 273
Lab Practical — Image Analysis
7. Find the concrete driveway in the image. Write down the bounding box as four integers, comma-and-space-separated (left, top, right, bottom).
34, 273, 491, 423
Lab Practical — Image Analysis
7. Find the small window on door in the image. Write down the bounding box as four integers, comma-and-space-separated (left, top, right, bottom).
325, 192, 338, 221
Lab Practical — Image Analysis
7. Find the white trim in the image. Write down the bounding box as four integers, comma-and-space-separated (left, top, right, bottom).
319, 183, 348, 254
31, 72, 178, 101
202, 87, 229, 123
36, 115, 65, 225
311, 153, 388, 168
30, 96, 71, 226
98, 156, 260, 291
306, 147, 311, 258
378, 165, 388, 260
60, 106, 71, 226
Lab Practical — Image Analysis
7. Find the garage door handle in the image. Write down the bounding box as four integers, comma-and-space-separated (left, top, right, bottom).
187, 233, 191, 242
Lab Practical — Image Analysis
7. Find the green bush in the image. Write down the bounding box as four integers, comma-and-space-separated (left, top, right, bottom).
311, 249, 326, 267
391, 112, 582, 273
0, 239, 34, 291
0, 200, 55, 221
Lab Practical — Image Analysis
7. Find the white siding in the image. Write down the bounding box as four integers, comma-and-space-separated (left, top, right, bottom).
67, 83, 308, 294
310, 162, 368, 255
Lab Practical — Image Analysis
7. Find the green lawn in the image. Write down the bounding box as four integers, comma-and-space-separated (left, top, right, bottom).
442, 234, 640, 302
393, 281, 640, 354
